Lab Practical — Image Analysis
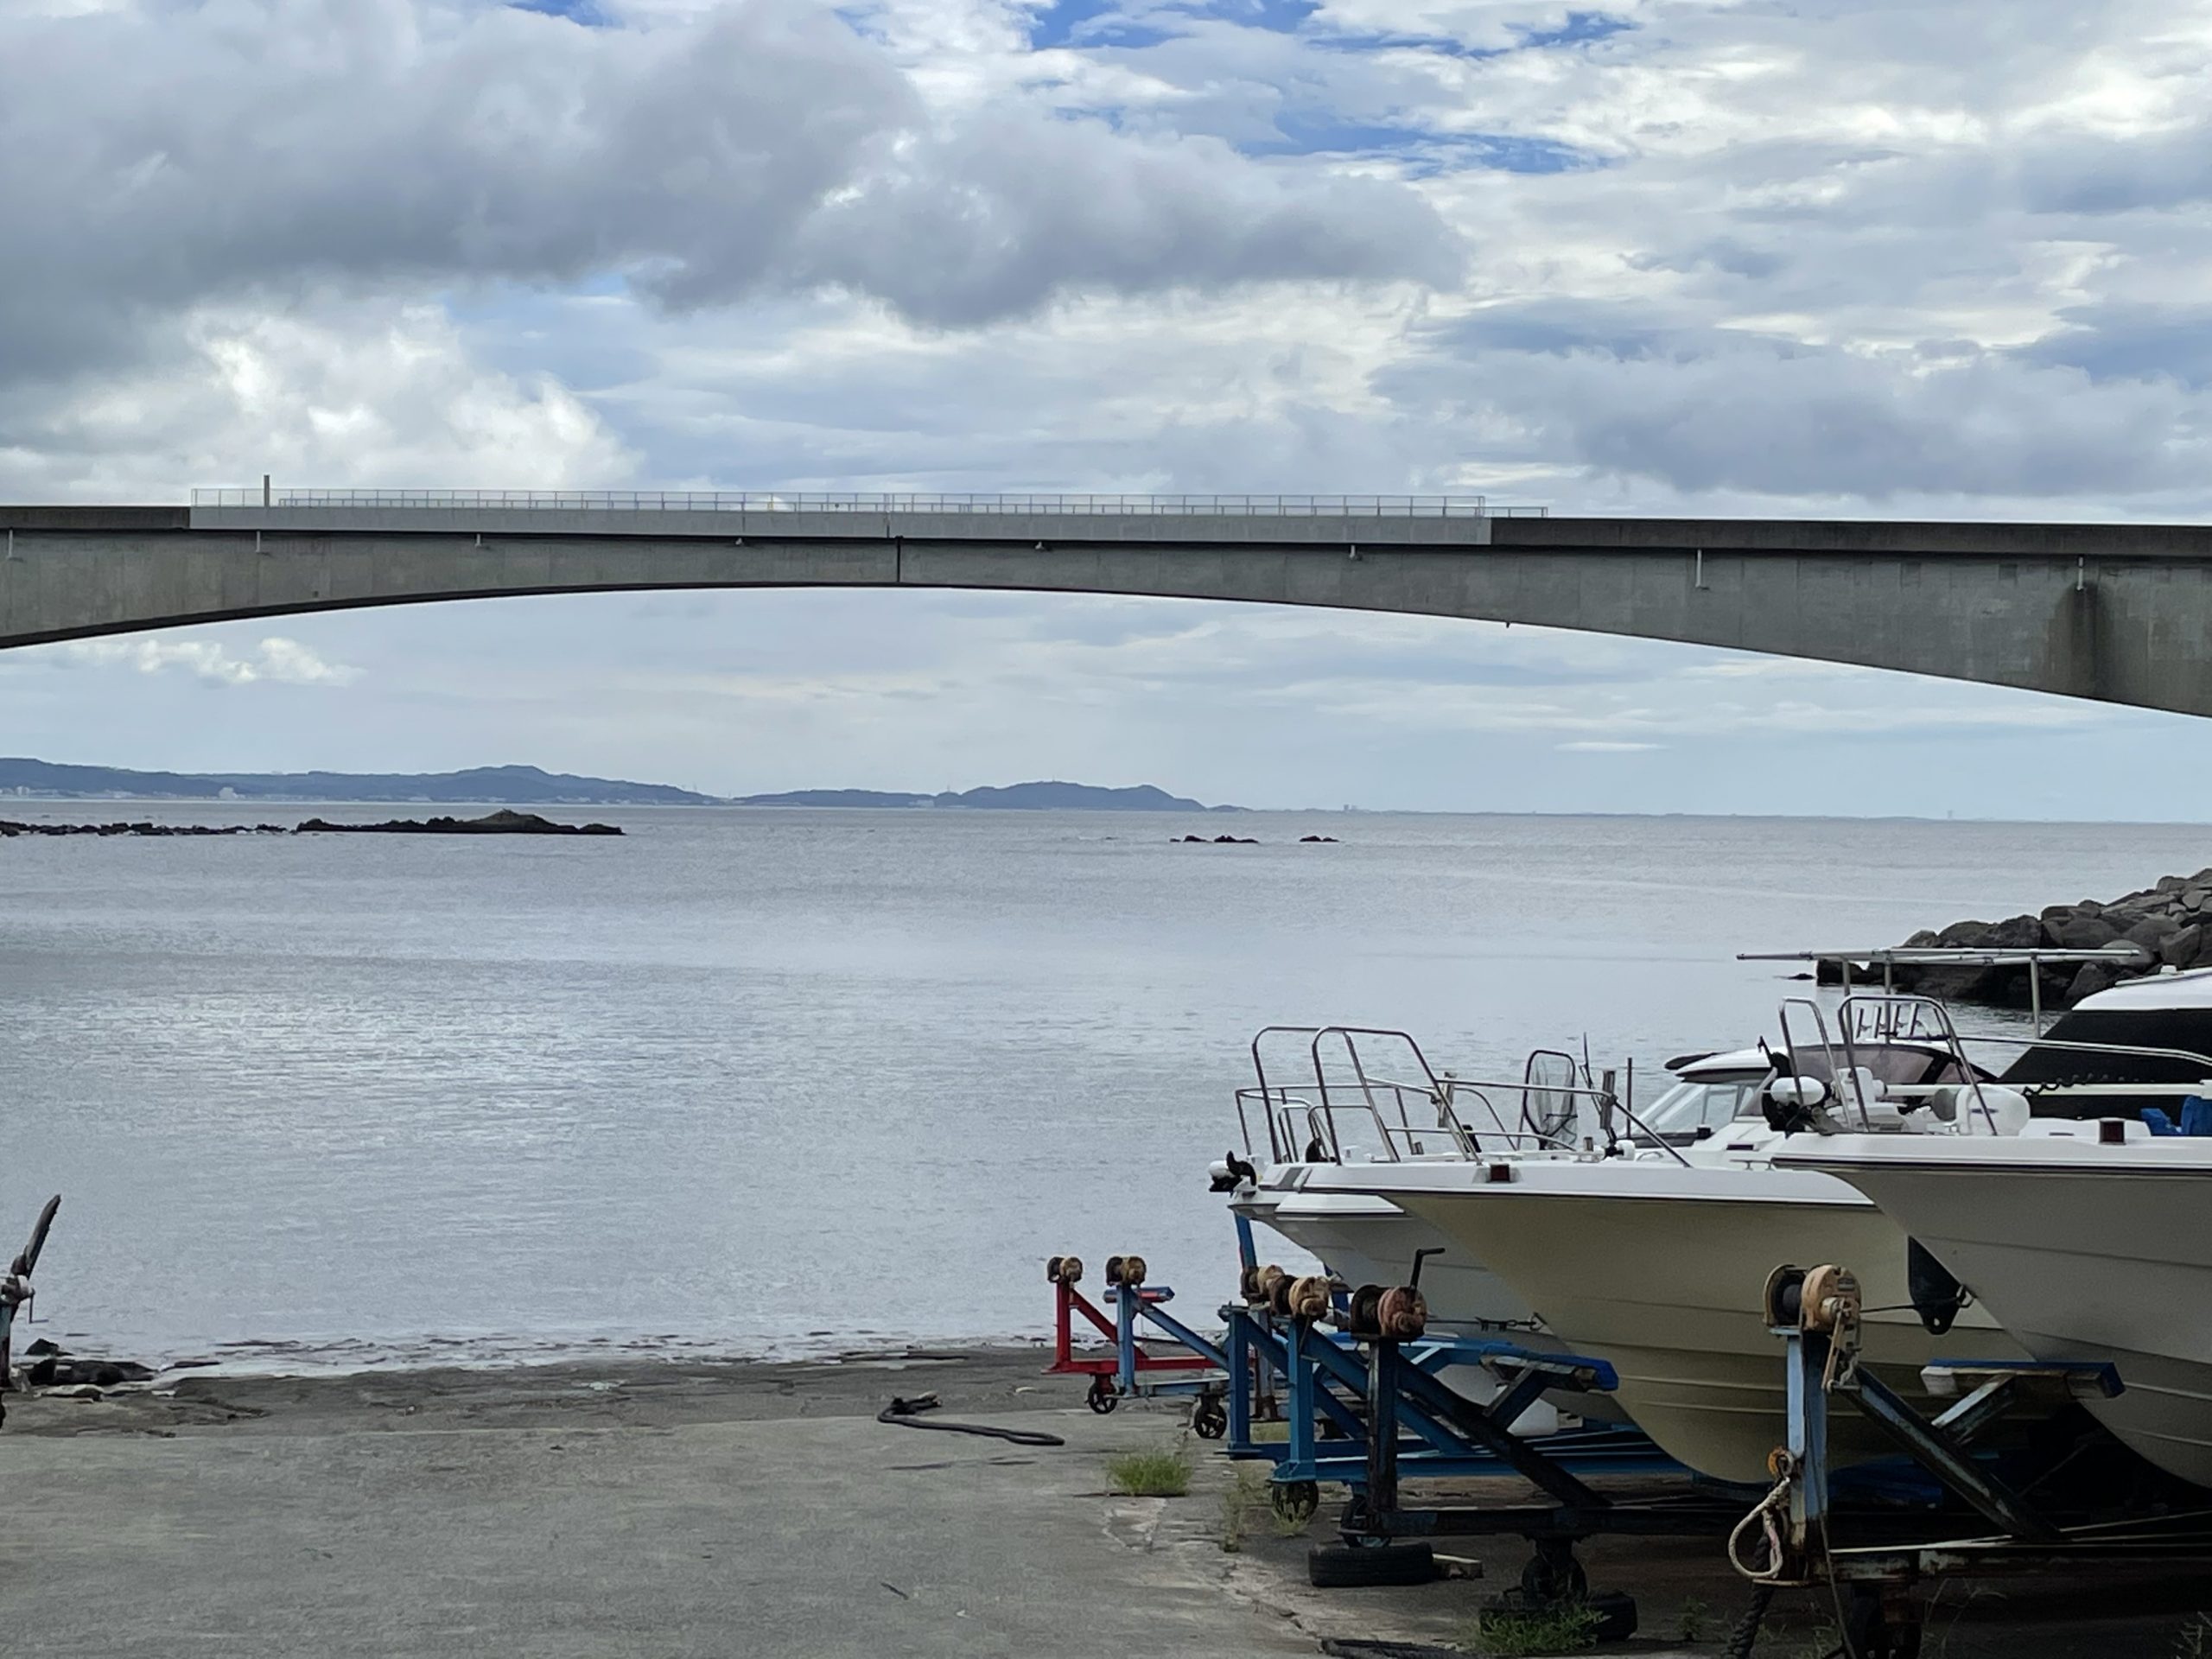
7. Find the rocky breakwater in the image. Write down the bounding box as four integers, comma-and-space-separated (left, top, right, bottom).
0, 820, 287, 837
1882, 868, 2212, 1009
3, 810, 620, 837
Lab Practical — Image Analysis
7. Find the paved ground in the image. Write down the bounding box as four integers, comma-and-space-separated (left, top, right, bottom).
0, 1351, 1314, 1659
1, 1351, 2204, 1657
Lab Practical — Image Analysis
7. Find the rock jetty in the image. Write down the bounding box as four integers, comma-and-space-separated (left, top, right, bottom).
2, 810, 620, 838
295, 810, 620, 836
1878, 867, 2212, 1009
0, 820, 287, 836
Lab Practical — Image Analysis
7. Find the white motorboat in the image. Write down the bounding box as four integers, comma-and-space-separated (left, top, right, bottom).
1777, 1123, 2212, 1491
1227, 1041, 1789, 1325
1218, 1027, 1616, 1421
1218, 1027, 1583, 1332
1337, 997, 2059, 1484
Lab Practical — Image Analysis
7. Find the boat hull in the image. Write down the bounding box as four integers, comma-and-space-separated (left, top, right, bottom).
1384, 1166, 2024, 1484
1783, 1140, 2212, 1491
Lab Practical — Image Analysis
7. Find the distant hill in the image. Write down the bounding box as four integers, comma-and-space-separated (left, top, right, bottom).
735, 781, 1240, 812
0, 760, 714, 806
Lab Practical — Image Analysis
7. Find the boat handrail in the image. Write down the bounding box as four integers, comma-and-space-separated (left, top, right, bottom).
1240, 1025, 1615, 1163
1777, 995, 2001, 1132
1583, 1092, 1699, 1166
1309, 1027, 1429, 1150
1740, 944, 2149, 1035
1777, 992, 2212, 1131
1944, 1030, 2212, 1114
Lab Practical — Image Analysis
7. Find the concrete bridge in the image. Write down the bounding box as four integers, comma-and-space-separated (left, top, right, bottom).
2, 489, 2209, 717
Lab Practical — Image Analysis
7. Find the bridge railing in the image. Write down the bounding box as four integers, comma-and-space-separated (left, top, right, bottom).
190, 488, 1545, 518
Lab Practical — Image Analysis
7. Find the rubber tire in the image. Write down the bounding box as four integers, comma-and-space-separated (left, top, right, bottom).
1192, 1397, 1227, 1440
1308, 1541, 1437, 1589
1086, 1380, 1118, 1414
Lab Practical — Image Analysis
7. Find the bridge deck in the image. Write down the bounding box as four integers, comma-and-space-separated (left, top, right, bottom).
3, 492, 2210, 717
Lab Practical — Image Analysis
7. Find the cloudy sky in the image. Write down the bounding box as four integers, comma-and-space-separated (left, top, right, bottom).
6, 0, 2212, 814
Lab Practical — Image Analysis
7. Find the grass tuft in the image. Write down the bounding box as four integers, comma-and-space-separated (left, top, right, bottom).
2178, 1614, 2212, 1659
1106, 1446, 1191, 1497
1219, 1467, 1265, 1551
1677, 1595, 1711, 1644
1461, 1603, 1605, 1656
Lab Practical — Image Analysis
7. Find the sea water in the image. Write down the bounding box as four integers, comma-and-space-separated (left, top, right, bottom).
0, 804, 2199, 1369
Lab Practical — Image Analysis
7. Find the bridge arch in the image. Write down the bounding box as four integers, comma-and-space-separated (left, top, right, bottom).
2, 493, 2208, 718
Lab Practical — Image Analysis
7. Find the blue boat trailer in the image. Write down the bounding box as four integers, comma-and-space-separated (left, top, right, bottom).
1731, 1262, 2212, 1658
1061, 1218, 1726, 1617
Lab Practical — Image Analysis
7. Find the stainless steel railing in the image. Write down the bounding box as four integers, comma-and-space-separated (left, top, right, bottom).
190, 487, 1548, 518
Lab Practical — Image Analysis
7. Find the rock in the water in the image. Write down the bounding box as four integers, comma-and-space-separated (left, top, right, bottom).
295, 810, 620, 836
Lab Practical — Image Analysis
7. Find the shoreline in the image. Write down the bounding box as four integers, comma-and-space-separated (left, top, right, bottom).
1, 1343, 1072, 1438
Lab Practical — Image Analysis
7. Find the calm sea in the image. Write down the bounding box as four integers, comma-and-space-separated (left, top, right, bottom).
1, 804, 2202, 1370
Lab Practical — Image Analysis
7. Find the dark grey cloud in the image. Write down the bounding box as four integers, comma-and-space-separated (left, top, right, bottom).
2015, 131, 2212, 217
0, 0, 1455, 389
1389, 304, 2207, 499
2014, 302, 2212, 391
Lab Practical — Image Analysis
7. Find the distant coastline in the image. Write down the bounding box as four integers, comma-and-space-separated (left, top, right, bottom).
0, 760, 1241, 813
733, 782, 1241, 813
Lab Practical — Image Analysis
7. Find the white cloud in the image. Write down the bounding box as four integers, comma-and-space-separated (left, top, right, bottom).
0, 304, 633, 499
10, 0, 2212, 815
0, 0, 1450, 396
50, 635, 360, 687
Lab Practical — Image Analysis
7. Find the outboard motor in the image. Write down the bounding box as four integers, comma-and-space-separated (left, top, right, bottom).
1208, 1151, 1257, 1192
1764, 1075, 1827, 1135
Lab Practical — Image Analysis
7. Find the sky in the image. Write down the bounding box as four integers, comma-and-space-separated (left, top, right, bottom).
5, 0, 2212, 814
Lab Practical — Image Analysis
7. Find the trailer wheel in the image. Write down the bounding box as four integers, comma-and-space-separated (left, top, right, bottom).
1086, 1376, 1119, 1414
1269, 1479, 1320, 1525
1519, 1543, 1587, 1606
1307, 1541, 1435, 1588
1192, 1395, 1227, 1440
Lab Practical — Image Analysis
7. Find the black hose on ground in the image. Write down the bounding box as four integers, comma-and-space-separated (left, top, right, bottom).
877, 1393, 1065, 1447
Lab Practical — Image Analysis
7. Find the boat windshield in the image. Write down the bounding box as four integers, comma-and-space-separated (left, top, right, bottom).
1636, 1071, 1768, 1137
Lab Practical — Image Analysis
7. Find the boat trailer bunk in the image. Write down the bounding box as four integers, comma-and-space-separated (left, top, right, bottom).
1733, 1262, 2212, 1658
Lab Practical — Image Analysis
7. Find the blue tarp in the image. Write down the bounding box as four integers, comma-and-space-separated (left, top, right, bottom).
2142, 1096, 2212, 1135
